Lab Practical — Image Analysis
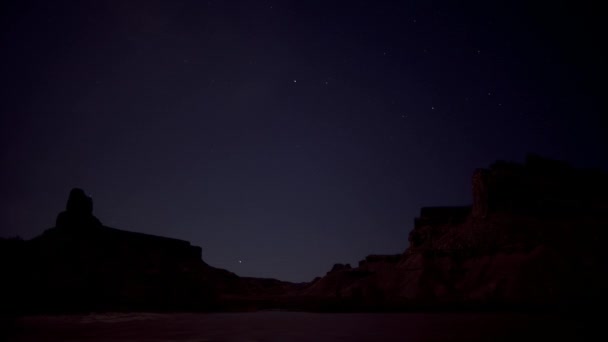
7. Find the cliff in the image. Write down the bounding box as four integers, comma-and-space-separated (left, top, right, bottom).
298, 155, 608, 311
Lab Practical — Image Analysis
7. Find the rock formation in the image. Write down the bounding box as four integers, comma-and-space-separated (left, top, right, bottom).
1, 188, 297, 314
329, 263, 352, 273
3, 155, 607, 313
298, 154, 608, 311
472, 169, 489, 218
55, 188, 102, 229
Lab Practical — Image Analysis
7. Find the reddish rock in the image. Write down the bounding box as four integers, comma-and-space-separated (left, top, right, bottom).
302, 155, 608, 311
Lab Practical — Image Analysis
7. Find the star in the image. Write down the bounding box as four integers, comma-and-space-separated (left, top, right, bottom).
293, 79, 297, 83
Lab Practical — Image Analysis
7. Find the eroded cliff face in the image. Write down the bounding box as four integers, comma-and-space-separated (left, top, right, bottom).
299, 155, 608, 310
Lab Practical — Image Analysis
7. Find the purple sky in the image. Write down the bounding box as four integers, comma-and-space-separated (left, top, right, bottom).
1, 0, 605, 282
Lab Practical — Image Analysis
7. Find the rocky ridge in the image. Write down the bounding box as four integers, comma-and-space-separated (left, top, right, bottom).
2, 155, 607, 313
297, 154, 608, 310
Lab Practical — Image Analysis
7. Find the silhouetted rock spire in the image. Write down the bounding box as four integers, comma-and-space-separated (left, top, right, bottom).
55, 188, 102, 229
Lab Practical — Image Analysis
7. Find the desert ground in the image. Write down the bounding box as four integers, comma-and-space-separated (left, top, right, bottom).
4, 311, 595, 341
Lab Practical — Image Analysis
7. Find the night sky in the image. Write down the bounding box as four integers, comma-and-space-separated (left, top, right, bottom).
1, 1, 605, 282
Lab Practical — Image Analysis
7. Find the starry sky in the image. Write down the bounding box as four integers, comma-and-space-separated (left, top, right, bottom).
1, 0, 605, 282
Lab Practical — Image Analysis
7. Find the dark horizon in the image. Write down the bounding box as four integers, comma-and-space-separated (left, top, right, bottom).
1, 0, 606, 283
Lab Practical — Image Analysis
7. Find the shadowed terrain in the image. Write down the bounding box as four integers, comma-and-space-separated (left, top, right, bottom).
0, 189, 298, 314
299, 155, 608, 311
1, 155, 607, 315
5, 312, 600, 342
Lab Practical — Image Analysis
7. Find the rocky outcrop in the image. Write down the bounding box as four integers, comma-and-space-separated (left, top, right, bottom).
477, 154, 608, 216
329, 263, 352, 273
414, 207, 471, 229
55, 188, 102, 229
472, 169, 489, 218
299, 155, 608, 311
1, 189, 298, 314
410, 207, 470, 248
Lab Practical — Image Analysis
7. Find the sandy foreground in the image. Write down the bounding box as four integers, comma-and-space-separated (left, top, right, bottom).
3, 311, 596, 341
